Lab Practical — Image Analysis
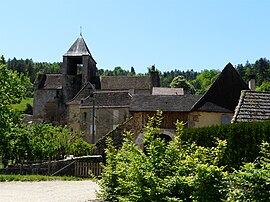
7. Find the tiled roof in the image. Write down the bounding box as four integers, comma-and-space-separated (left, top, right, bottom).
39, 74, 62, 90
192, 63, 249, 112
100, 76, 151, 91
129, 94, 202, 112
66, 82, 96, 105
81, 91, 132, 107
64, 35, 96, 63
232, 90, 270, 123
152, 87, 184, 95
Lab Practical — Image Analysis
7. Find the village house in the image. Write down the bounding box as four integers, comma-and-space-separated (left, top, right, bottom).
93, 63, 250, 153
33, 35, 252, 149
33, 35, 160, 144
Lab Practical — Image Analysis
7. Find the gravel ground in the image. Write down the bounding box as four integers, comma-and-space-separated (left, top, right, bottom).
0, 180, 101, 202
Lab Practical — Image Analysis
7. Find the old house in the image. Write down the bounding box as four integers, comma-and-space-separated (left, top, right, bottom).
130, 63, 249, 131
190, 63, 249, 127
94, 63, 250, 153
33, 35, 160, 143
80, 91, 131, 143
33, 34, 99, 125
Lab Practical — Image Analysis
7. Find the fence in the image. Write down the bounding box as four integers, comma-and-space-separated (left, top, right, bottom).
1, 155, 103, 177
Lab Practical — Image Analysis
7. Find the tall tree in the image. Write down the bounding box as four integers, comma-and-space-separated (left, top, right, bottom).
170, 75, 195, 94
0, 60, 29, 158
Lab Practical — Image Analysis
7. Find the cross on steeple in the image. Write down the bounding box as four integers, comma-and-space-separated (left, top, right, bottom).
80, 26, 82, 36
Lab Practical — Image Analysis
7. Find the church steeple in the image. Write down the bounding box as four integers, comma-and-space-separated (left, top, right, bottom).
62, 35, 97, 102
64, 35, 95, 63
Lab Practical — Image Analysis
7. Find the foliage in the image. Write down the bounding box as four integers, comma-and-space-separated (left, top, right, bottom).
11, 97, 33, 112
98, 111, 228, 201
0, 174, 86, 182
256, 81, 270, 91
1, 123, 93, 166
97, 66, 138, 76
170, 75, 195, 94
160, 69, 198, 87
71, 138, 94, 156
7, 57, 62, 83
183, 121, 270, 170
227, 142, 270, 201
0, 62, 29, 157
191, 69, 220, 94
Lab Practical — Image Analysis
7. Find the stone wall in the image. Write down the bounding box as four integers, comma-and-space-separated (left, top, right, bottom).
92, 117, 142, 157
80, 107, 130, 144
33, 89, 63, 123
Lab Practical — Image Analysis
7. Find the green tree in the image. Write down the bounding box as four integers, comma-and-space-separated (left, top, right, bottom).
191, 69, 219, 94
256, 81, 270, 91
170, 75, 195, 94
0, 60, 28, 160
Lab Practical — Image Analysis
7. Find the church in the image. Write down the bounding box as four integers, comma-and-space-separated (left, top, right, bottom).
33, 35, 160, 143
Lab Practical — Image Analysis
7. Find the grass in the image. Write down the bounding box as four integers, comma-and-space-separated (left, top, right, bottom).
0, 174, 89, 182
11, 97, 33, 111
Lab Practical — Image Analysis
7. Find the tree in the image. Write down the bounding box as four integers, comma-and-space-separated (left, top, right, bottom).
191, 69, 219, 94
0, 60, 29, 160
170, 75, 195, 94
256, 81, 270, 91
130, 66, 136, 75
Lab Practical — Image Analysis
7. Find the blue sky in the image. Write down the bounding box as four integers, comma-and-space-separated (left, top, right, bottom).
1, 0, 270, 73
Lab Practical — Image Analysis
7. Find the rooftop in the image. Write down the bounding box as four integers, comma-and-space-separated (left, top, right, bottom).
192, 63, 249, 112
64, 35, 95, 62
38, 74, 62, 90
232, 90, 270, 123
100, 76, 152, 91
81, 91, 132, 108
130, 94, 202, 112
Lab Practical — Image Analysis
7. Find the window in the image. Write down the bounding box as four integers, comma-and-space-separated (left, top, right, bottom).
221, 114, 231, 124
83, 112, 87, 122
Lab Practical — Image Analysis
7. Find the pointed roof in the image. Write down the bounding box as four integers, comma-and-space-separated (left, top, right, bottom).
64, 35, 94, 58
66, 82, 96, 105
192, 63, 249, 112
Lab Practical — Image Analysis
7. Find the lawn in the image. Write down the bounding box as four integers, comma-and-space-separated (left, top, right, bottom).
11, 97, 33, 111
0, 174, 88, 182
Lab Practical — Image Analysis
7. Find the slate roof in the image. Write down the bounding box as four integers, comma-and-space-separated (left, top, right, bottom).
64, 35, 96, 63
152, 87, 184, 95
192, 63, 249, 112
100, 76, 152, 91
81, 91, 132, 107
129, 94, 202, 112
66, 82, 96, 105
39, 74, 62, 90
232, 90, 270, 123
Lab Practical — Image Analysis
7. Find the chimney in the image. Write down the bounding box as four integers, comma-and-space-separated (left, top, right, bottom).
150, 64, 160, 87
248, 75, 256, 91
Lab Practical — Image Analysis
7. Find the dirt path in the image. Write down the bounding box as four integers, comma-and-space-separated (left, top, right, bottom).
0, 180, 101, 202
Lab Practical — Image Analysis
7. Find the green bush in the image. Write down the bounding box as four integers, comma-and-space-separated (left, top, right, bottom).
98, 111, 228, 201
183, 121, 270, 169
1, 123, 92, 165
98, 112, 270, 201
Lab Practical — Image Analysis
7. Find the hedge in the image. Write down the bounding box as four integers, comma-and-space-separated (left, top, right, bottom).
183, 121, 270, 169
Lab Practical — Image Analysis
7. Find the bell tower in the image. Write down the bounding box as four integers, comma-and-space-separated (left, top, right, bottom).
62, 34, 97, 102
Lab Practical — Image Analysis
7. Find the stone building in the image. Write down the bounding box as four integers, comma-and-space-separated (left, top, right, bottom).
33, 35, 160, 143
93, 63, 250, 153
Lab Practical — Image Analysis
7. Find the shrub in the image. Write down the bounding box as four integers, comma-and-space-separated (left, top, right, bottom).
183, 121, 270, 169
98, 111, 228, 201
